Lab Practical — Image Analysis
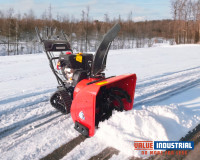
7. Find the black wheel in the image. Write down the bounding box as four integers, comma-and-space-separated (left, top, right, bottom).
50, 88, 72, 114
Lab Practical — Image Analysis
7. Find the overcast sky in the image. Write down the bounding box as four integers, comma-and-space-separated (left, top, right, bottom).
0, 0, 172, 21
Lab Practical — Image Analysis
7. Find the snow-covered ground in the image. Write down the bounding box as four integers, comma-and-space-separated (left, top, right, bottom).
0, 44, 200, 160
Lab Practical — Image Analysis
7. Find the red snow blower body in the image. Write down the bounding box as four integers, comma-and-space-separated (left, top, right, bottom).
36, 24, 137, 137
71, 74, 136, 136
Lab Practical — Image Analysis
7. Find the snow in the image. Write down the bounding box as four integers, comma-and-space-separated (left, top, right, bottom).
0, 44, 200, 159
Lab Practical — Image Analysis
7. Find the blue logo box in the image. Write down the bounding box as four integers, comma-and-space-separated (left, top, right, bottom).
154, 141, 194, 150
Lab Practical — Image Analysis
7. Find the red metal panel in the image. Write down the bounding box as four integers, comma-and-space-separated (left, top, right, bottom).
71, 79, 100, 136
71, 74, 137, 137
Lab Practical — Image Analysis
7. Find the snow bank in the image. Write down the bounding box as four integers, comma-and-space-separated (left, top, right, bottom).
95, 103, 200, 158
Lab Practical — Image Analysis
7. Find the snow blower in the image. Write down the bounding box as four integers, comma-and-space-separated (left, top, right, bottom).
36, 24, 137, 137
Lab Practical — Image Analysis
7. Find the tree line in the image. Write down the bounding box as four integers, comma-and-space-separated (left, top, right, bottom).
0, 1, 200, 55
171, 0, 200, 43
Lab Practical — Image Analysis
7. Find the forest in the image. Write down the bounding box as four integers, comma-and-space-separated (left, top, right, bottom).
0, 0, 199, 55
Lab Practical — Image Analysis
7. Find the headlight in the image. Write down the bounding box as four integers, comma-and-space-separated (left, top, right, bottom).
79, 111, 85, 120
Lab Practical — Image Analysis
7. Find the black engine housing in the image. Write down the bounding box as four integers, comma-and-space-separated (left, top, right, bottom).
59, 53, 93, 87
59, 54, 93, 72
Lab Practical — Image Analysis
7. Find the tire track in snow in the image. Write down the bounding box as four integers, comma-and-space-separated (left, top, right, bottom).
134, 79, 200, 107
137, 65, 200, 84
0, 88, 56, 116
0, 88, 55, 105
0, 95, 59, 138
135, 78, 200, 107
89, 147, 119, 160
0, 109, 60, 140
136, 65, 200, 91
13, 113, 63, 139
41, 135, 86, 160
0, 88, 59, 137
134, 76, 200, 107
0, 87, 73, 151
0, 97, 49, 116
1, 114, 71, 153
